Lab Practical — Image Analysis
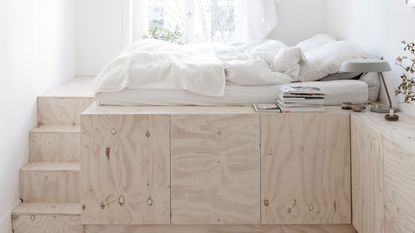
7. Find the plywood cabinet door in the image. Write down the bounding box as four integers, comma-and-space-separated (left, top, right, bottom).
81, 115, 170, 225
350, 116, 385, 233
261, 113, 351, 224
384, 139, 415, 233
171, 114, 261, 225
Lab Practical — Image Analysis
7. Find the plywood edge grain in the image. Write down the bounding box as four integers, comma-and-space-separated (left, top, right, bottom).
82, 103, 257, 116
85, 224, 357, 233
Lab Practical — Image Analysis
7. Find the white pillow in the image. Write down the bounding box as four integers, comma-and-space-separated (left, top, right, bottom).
360, 72, 381, 102
272, 47, 305, 80
298, 41, 370, 82
296, 34, 336, 53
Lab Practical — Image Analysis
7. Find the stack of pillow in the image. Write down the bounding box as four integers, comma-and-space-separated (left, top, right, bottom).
295, 34, 369, 82
295, 34, 380, 101
275, 34, 380, 102
218, 34, 380, 102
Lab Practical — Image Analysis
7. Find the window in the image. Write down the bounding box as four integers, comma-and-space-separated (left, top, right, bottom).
131, 0, 279, 44
133, 0, 236, 44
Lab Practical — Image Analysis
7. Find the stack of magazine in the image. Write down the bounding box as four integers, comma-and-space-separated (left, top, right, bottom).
277, 86, 325, 113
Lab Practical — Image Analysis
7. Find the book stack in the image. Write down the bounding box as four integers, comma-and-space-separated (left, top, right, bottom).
277, 86, 325, 113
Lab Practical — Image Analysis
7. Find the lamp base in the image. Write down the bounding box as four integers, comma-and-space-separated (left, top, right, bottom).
385, 114, 399, 121
370, 104, 399, 113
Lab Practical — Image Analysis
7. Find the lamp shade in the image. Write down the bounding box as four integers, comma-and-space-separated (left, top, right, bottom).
340, 59, 392, 73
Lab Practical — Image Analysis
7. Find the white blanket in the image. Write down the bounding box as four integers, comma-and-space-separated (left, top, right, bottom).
215, 40, 301, 85
94, 39, 226, 97
94, 39, 300, 97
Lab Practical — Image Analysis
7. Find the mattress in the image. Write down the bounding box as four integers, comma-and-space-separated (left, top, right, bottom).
96, 80, 369, 106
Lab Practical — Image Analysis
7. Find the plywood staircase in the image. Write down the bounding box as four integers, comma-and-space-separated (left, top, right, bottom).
11, 78, 94, 233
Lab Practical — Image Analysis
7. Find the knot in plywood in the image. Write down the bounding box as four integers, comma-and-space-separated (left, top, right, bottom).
105, 147, 111, 160
111, 128, 117, 135
118, 195, 125, 206
147, 197, 153, 207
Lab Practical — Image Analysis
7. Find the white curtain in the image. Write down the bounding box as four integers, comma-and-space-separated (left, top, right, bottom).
232, 0, 280, 42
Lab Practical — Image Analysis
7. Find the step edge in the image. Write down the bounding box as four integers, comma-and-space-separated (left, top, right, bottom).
20, 162, 81, 172
12, 202, 81, 216
37, 96, 95, 100
30, 126, 81, 134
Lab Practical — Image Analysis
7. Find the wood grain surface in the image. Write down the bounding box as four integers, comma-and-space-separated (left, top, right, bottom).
350, 115, 385, 233
38, 97, 94, 126
20, 163, 80, 202
12, 214, 83, 233
384, 139, 415, 233
12, 202, 82, 215
85, 224, 356, 233
261, 113, 351, 224
81, 114, 170, 225
29, 126, 80, 162
171, 114, 261, 224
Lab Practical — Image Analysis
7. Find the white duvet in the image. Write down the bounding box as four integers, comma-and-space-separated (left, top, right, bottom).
94, 40, 226, 97
94, 39, 300, 97
94, 35, 370, 97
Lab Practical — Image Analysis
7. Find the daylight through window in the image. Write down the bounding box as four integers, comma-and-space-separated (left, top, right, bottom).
139, 0, 236, 44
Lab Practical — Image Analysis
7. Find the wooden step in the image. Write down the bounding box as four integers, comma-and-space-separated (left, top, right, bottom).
20, 163, 80, 203
12, 202, 83, 233
37, 78, 94, 126
37, 96, 94, 126
29, 126, 80, 162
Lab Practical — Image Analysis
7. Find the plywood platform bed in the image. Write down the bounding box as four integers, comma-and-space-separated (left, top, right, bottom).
14, 77, 415, 233
81, 104, 354, 233
84, 37, 366, 232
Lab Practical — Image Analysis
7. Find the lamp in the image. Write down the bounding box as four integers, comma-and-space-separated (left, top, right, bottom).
340, 59, 397, 113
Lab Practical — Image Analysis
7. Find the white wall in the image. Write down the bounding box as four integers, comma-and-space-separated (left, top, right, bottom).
327, 0, 415, 116
270, 0, 327, 45
75, 0, 130, 76
75, 0, 328, 76
0, 0, 75, 231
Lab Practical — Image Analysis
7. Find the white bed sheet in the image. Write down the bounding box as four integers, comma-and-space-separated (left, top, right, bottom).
96, 80, 369, 106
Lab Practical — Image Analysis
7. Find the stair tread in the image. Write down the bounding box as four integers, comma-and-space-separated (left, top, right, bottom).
12, 202, 81, 215
30, 125, 80, 133
40, 77, 94, 98
21, 162, 80, 172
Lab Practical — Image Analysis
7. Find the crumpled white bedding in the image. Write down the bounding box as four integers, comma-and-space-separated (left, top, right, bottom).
218, 41, 304, 85
94, 40, 226, 97
94, 34, 370, 98
94, 39, 302, 97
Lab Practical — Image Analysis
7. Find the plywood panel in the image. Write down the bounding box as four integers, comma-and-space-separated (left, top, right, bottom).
384, 139, 415, 233
81, 114, 170, 225
12, 214, 83, 233
85, 224, 357, 233
350, 115, 384, 233
38, 97, 94, 126
30, 126, 80, 162
261, 113, 351, 224
12, 202, 82, 215
20, 163, 80, 202
171, 114, 260, 224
